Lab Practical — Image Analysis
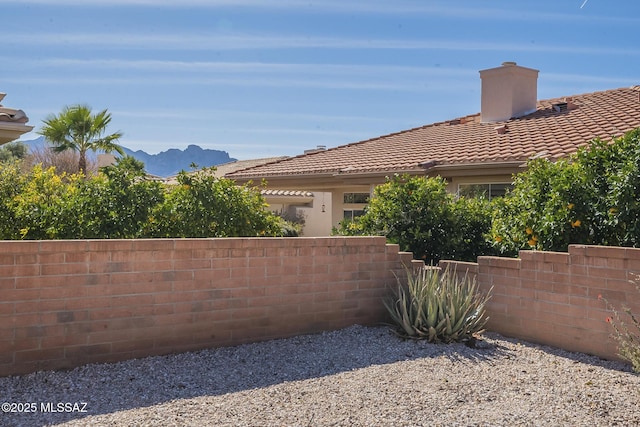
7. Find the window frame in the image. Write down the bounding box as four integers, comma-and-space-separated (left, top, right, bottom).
457, 182, 512, 200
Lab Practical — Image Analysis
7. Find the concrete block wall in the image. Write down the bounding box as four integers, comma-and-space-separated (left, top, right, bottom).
441, 245, 640, 361
0, 237, 413, 377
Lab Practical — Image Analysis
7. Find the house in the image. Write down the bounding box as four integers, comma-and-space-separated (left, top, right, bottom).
0, 93, 33, 145
227, 62, 640, 235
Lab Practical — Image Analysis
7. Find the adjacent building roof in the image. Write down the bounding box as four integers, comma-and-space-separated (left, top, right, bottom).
227, 86, 640, 181
215, 157, 289, 178
0, 92, 34, 145
163, 156, 288, 184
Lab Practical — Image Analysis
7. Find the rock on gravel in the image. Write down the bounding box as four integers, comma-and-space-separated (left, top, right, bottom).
1, 325, 639, 427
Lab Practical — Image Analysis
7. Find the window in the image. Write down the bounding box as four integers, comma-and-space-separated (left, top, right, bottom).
343, 192, 369, 220
343, 192, 370, 204
343, 209, 365, 221
458, 183, 511, 200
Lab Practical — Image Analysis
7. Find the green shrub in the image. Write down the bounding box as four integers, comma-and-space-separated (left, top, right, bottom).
490, 158, 591, 254
335, 174, 495, 263
450, 196, 497, 261
144, 167, 282, 238
3, 157, 164, 239
600, 281, 640, 373
0, 161, 282, 239
492, 128, 640, 253
9, 164, 73, 239
65, 156, 164, 238
384, 265, 492, 343
0, 141, 28, 162
0, 161, 25, 239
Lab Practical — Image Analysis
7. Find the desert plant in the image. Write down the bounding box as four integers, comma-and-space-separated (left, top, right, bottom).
384, 265, 492, 343
0, 141, 28, 162
600, 280, 640, 373
25, 146, 98, 176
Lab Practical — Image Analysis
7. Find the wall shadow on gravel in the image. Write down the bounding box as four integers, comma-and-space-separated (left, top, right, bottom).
484, 332, 635, 373
0, 326, 537, 426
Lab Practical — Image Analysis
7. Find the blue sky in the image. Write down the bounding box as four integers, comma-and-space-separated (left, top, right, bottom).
1, 0, 639, 159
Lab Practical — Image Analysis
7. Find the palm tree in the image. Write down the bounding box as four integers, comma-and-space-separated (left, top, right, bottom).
38, 105, 124, 174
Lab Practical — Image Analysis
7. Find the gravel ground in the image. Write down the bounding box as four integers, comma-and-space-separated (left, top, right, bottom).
1, 325, 639, 427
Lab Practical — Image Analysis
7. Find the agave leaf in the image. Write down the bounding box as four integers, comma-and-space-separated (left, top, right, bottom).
449, 296, 457, 323
427, 297, 437, 327
428, 326, 437, 342
445, 314, 453, 335
399, 289, 416, 336
451, 313, 466, 334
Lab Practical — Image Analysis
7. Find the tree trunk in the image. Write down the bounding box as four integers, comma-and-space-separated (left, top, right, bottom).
78, 151, 87, 175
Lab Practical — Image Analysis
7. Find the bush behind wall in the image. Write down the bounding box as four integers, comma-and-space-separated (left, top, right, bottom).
0, 158, 285, 239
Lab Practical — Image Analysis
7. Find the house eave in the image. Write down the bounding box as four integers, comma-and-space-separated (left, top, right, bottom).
265, 195, 314, 205
333, 167, 425, 178
422, 160, 529, 178
0, 123, 34, 145
230, 171, 335, 182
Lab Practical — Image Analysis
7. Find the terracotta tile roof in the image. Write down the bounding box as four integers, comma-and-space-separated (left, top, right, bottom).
228, 86, 640, 180
216, 157, 289, 177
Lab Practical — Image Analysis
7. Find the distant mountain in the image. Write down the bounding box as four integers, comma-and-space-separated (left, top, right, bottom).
121, 145, 236, 177
19, 137, 236, 177
21, 136, 48, 151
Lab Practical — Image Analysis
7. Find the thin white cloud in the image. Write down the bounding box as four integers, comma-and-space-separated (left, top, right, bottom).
4, 0, 638, 24
7, 32, 640, 57
4, 75, 463, 92
110, 108, 402, 125
543, 73, 638, 86
2, 58, 475, 92
228, 127, 363, 138
24, 57, 472, 77
7, 56, 636, 93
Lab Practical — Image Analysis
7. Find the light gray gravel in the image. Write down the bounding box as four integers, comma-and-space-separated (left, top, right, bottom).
1, 325, 639, 427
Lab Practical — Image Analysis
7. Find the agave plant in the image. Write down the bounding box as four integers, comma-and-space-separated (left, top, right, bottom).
384, 265, 492, 343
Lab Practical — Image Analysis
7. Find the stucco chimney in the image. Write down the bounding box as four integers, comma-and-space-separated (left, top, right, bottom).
479, 62, 539, 123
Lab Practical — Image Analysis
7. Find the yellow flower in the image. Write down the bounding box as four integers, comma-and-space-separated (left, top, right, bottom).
609, 208, 618, 214
525, 227, 533, 235
494, 236, 503, 243
567, 203, 575, 210
527, 238, 537, 247
571, 219, 581, 228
